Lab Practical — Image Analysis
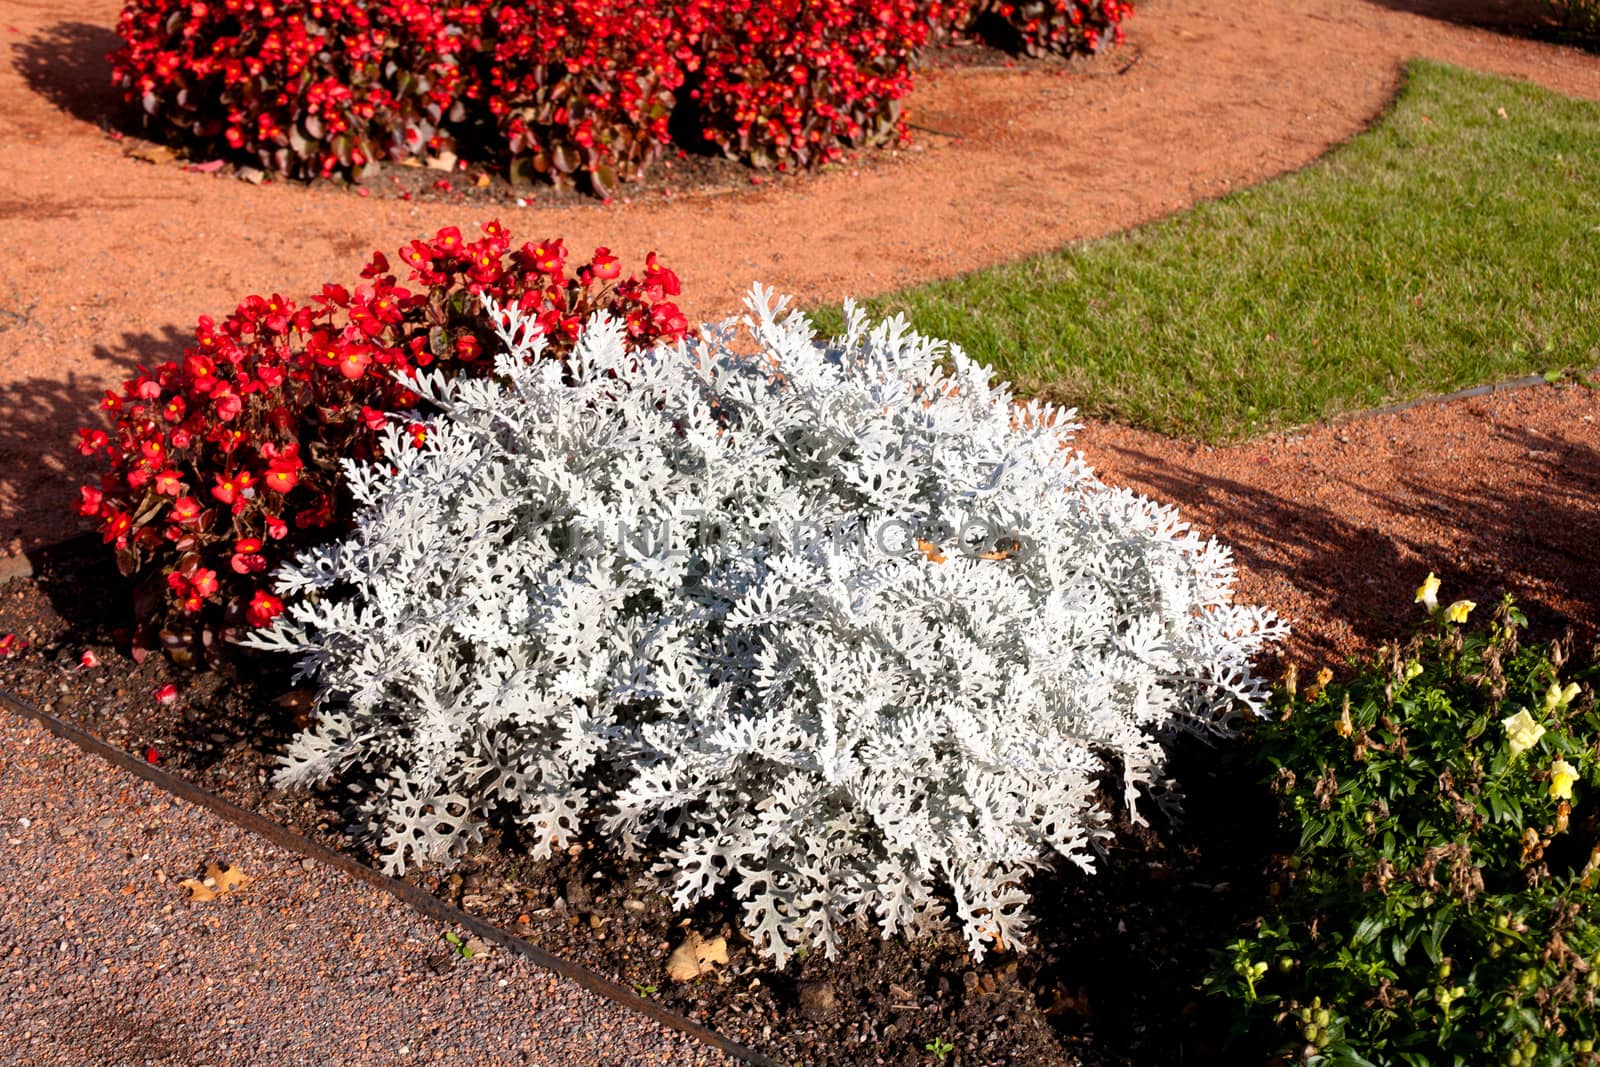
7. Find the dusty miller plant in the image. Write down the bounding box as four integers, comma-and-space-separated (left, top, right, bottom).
244, 287, 1287, 965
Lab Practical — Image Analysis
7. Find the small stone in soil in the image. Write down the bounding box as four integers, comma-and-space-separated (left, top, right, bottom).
564, 874, 592, 909
798, 981, 837, 1021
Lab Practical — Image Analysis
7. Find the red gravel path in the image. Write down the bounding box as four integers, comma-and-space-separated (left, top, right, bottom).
4, 0, 1599, 565
0, 712, 730, 1067
1075, 377, 1600, 666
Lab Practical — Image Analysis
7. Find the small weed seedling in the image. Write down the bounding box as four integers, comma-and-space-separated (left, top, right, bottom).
442, 930, 475, 960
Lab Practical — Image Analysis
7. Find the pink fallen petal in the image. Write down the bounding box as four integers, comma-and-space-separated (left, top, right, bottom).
153, 683, 179, 705
187, 159, 226, 174
80, 650, 101, 669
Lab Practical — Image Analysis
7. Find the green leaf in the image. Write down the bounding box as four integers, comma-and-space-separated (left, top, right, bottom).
1353, 914, 1387, 947
590, 163, 618, 200
1421, 905, 1454, 966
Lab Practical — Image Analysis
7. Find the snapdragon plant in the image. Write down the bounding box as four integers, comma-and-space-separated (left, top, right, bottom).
1209, 586, 1599, 1067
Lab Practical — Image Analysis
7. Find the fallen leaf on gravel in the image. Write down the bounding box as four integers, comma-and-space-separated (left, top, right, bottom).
666, 930, 729, 982
425, 149, 458, 172
126, 143, 178, 165
179, 861, 251, 901
475, 173, 491, 188
237, 166, 265, 185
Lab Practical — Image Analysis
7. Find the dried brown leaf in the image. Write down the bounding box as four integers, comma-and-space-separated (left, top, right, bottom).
179, 860, 250, 901
666, 930, 728, 982
126, 143, 177, 165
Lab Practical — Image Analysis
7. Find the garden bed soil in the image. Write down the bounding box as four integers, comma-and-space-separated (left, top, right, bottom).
4, 375, 1595, 1066
9, 356, 1597, 1063
1, 536, 1281, 1067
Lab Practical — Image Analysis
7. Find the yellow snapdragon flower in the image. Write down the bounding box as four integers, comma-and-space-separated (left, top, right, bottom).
1444, 600, 1475, 624
1545, 682, 1581, 711
1414, 572, 1441, 613
1502, 710, 1546, 757
1550, 758, 1578, 801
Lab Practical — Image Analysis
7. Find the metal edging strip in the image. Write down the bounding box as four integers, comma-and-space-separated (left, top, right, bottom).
0, 685, 780, 1067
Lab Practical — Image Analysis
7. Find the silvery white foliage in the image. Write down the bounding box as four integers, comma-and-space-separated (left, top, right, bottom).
244, 286, 1286, 966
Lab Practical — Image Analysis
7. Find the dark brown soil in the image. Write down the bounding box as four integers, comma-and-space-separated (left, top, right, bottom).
0, 535, 1281, 1067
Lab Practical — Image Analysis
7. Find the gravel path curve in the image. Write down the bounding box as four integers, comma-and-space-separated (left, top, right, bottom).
6, 0, 1600, 553
0, 713, 730, 1067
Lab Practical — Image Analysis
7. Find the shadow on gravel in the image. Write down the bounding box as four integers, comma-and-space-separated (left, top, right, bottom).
1094, 448, 1415, 654
11, 21, 126, 128
1384, 422, 1600, 629
0, 325, 185, 561
1098, 415, 1600, 657
1364, 0, 1600, 49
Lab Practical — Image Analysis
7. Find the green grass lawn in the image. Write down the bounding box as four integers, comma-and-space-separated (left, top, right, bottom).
815, 61, 1600, 441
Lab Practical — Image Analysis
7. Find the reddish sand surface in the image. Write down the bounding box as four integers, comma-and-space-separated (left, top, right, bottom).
1, 0, 1597, 655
